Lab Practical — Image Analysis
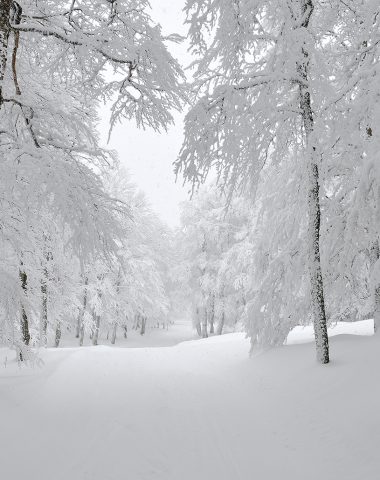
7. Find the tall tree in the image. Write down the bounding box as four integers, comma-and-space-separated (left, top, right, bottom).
0, 1, 184, 356
176, 0, 334, 362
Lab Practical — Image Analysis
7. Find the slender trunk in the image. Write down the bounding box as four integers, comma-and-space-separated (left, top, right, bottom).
209, 294, 215, 334
194, 307, 202, 336
140, 316, 146, 335
75, 316, 80, 338
217, 311, 225, 335
40, 270, 48, 346
123, 324, 128, 339
79, 276, 88, 346
92, 311, 100, 346
201, 306, 208, 338
55, 323, 61, 348
0, 0, 12, 108
297, 0, 329, 364
111, 270, 121, 344
209, 320, 214, 334
374, 286, 380, 334
19, 269, 30, 350
111, 323, 117, 344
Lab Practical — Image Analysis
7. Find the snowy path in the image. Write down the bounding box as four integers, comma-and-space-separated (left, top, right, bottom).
1, 323, 379, 480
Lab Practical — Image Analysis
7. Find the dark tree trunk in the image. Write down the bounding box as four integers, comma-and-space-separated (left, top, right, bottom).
111, 271, 121, 344
296, 0, 329, 364
79, 276, 88, 346
41, 270, 48, 346
19, 269, 30, 347
75, 316, 80, 338
0, 0, 12, 108
55, 323, 61, 348
140, 316, 146, 335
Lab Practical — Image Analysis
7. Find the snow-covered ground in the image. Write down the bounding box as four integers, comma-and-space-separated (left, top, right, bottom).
1, 320, 378, 480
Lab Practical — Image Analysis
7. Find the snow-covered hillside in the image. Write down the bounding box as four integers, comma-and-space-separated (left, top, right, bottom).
1, 321, 378, 480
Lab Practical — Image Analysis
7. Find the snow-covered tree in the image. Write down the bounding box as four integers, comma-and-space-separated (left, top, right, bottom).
175, 0, 347, 362
0, 1, 184, 357
320, 1, 380, 331
177, 186, 250, 337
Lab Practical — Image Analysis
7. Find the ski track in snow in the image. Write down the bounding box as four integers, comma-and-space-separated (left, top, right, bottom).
0, 320, 379, 480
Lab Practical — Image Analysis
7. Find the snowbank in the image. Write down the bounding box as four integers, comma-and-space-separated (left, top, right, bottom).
0, 322, 378, 480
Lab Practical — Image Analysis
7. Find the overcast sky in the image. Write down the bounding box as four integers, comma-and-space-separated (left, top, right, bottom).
100, 0, 190, 228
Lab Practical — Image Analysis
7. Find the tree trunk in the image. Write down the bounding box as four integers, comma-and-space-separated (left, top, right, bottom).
111, 270, 121, 344
217, 311, 225, 335
75, 316, 80, 338
19, 269, 30, 346
201, 306, 208, 338
140, 316, 146, 335
55, 323, 61, 348
79, 276, 88, 346
194, 307, 202, 336
111, 323, 117, 344
123, 324, 128, 339
40, 271, 48, 346
374, 286, 380, 334
0, 0, 12, 108
209, 294, 215, 334
92, 311, 100, 346
297, 0, 329, 364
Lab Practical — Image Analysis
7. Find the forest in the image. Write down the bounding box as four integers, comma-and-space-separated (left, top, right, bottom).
1, 1, 379, 479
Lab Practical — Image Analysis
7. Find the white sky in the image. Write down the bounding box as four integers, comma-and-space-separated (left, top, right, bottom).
100, 0, 191, 228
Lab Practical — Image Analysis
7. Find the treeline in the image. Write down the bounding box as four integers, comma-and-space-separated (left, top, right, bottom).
0, 1, 184, 360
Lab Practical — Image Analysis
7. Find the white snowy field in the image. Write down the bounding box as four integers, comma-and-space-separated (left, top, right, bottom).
1, 320, 378, 480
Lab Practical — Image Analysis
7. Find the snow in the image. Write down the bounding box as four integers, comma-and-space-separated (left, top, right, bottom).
1, 320, 379, 480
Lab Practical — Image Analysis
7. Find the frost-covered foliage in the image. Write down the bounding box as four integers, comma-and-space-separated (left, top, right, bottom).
0, 0, 184, 356
320, 1, 380, 329
175, 0, 380, 361
176, 186, 251, 337
0, 166, 175, 350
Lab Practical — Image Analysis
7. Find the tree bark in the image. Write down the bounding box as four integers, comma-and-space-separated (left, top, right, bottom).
209, 294, 215, 334
140, 316, 146, 335
217, 311, 225, 335
201, 305, 208, 338
19, 269, 30, 347
55, 323, 61, 347
296, 0, 329, 364
79, 276, 88, 346
0, 0, 12, 108
75, 316, 80, 338
194, 307, 202, 336
111, 323, 117, 344
92, 311, 100, 346
374, 285, 380, 334
40, 269, 48, 346
111, 270, 121, 344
